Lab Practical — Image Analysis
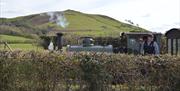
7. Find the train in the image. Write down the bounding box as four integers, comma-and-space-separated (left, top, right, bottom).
42, 28, 180, 55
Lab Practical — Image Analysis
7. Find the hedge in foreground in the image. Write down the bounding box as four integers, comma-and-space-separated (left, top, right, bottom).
0, 51, 180, 91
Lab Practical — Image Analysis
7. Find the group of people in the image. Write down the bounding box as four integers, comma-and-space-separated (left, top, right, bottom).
119, 33, 160, 55
139, 34, 160, 55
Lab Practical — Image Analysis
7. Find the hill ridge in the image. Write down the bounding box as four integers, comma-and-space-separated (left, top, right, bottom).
0, 9, 147, 38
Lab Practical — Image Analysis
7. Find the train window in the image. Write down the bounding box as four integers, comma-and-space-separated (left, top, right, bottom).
168, 39, 171, 54
131, 39, 140, 53
130, 39, 136, 44
129, 39, 135, 49
178, 39, 180, 55
173, 39, 176, 55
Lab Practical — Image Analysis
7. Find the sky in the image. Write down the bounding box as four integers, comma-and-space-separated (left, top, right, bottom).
0, 0, 180, 33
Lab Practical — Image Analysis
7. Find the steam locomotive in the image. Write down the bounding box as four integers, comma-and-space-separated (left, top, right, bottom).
42, 28, 180, 55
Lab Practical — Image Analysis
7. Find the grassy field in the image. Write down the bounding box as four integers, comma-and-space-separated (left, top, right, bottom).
0, 43, 43, 51
0, 35, 43, 51
0, 34, 34, 43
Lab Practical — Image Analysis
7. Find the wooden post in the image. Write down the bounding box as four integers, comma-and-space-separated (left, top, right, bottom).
4, 42, 13, 52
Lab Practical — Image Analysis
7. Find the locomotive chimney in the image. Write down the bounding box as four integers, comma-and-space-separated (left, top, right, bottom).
82, 37, 94, 47
56, 33, 63, 50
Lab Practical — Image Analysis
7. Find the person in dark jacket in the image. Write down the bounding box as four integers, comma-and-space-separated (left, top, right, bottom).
140, 34, 160, 55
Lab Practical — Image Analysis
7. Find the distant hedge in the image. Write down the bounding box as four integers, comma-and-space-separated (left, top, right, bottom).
0, 51, 180, 91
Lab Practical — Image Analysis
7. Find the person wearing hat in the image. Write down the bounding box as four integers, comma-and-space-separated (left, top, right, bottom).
140, 34, 160, 55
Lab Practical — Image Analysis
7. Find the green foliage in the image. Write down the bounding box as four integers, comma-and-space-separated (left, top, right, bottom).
0, 51, 180, 91
79, 55, 111, 91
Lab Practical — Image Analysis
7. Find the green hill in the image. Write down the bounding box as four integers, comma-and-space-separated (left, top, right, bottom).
0, 9, 147, 38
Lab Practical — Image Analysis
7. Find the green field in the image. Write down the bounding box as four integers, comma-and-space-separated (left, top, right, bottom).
0, 43, 43, 51
0, 34, 34, 43
0, 35, 43, 51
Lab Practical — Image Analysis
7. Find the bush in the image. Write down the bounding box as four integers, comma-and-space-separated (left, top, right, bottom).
0, 51, 180, 91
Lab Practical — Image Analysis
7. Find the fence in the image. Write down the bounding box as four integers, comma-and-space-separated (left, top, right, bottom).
0, 51, 180, 91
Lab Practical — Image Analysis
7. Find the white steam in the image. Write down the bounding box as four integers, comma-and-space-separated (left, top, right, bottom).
46, 12, 69, 28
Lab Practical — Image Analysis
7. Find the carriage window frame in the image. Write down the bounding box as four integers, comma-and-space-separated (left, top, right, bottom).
128, 38, 140, 53
168, 39, 171, 54
173, 39, 177, 55
129, 39, 136, 50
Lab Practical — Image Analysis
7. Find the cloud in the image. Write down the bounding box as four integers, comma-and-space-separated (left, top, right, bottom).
174, 22, 180, 26
141, 14, 151, 18
150, 22, 180, 33
0, 2, 6, 5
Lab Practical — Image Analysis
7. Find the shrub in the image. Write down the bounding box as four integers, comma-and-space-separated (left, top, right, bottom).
0, 51, 180, 91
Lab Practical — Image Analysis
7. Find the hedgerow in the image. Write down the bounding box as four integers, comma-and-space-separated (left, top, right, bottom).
0, 51, 180, 91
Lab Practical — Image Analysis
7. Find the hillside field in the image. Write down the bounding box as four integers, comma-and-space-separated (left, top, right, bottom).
0, 34, 42, 50
0, 10, 147, 38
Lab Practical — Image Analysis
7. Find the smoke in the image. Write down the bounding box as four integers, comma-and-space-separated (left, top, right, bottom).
55, 13, 69, 28
46, 12, 55, 22
46, 12, 69, 28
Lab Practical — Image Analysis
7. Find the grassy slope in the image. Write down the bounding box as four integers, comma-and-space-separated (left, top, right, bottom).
61, 10, 146, 36
0, 44, 43, 51
0, 10, 147, 38
0, 35, 43, 50
0, 34, 33, 43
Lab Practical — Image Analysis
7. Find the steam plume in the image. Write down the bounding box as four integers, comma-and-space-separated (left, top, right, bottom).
46, 12, 69, 28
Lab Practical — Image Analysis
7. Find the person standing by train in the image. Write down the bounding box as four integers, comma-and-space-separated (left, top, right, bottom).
120, 32, 127, 53
140, 34, 160, 55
